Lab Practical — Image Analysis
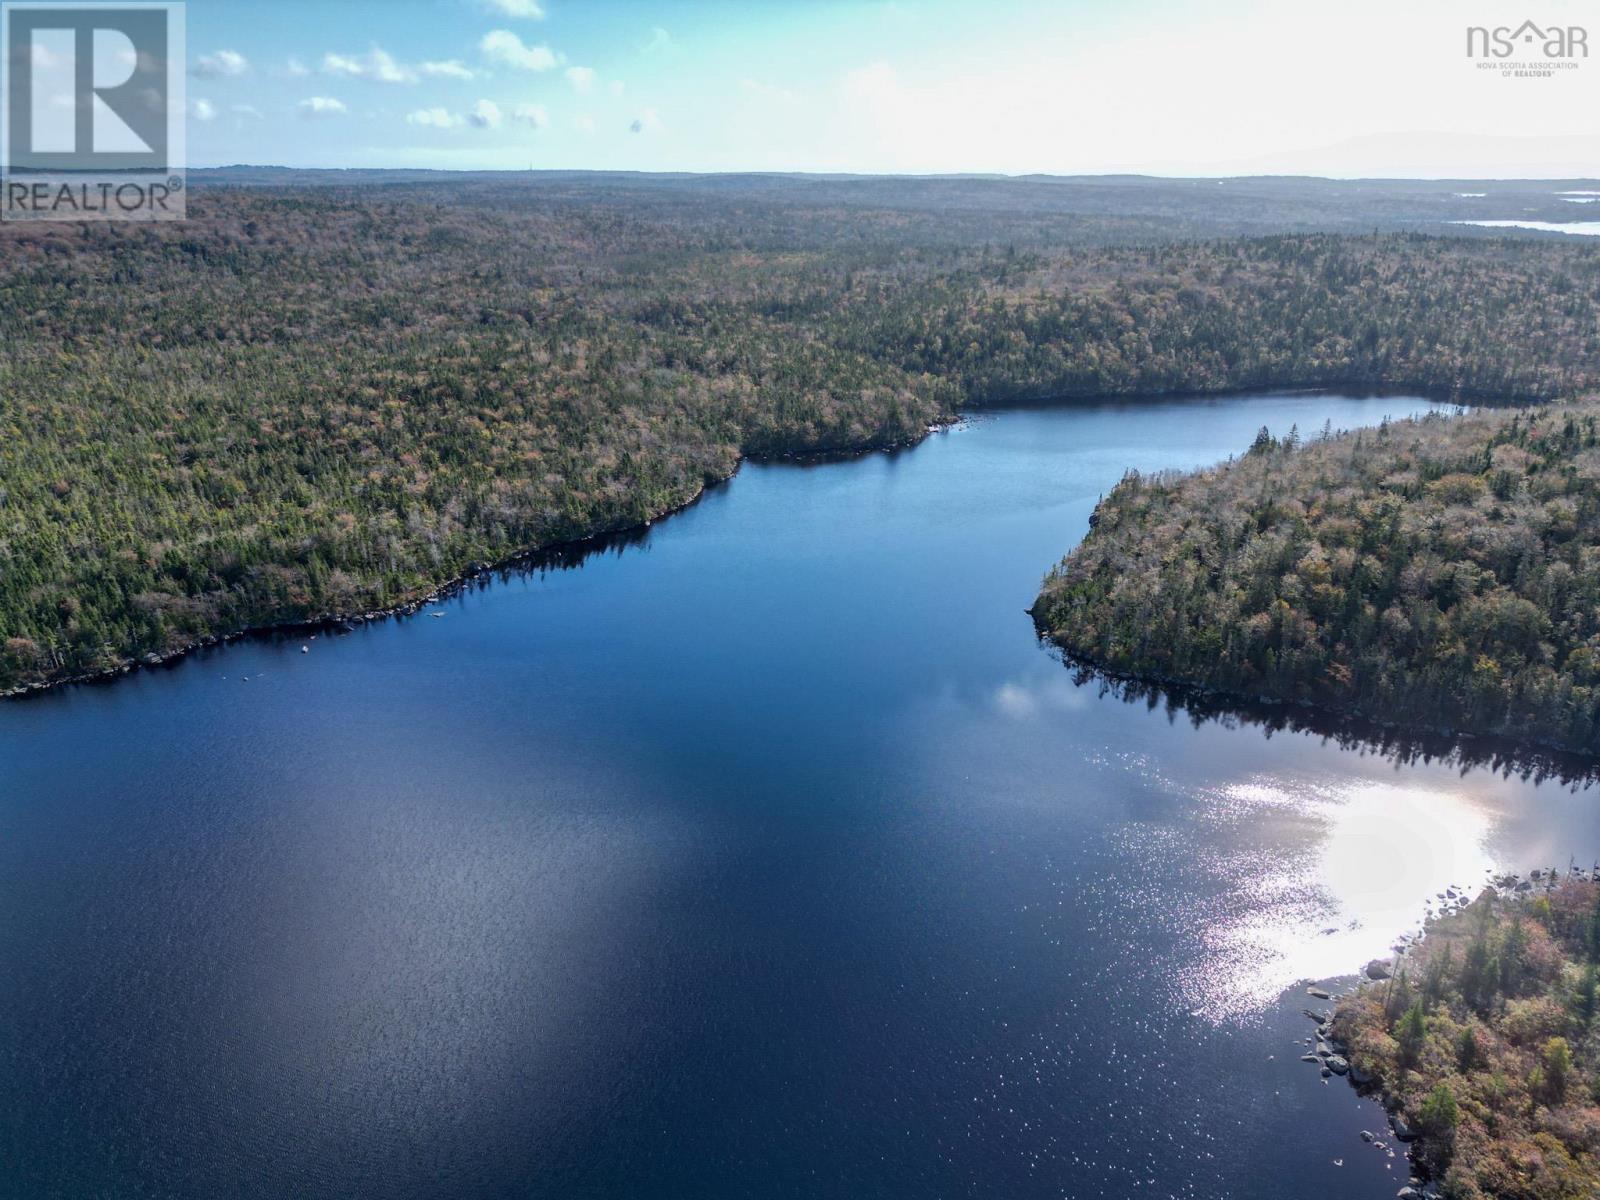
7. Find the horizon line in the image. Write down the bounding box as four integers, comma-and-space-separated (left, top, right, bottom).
184, 165, 1600, 185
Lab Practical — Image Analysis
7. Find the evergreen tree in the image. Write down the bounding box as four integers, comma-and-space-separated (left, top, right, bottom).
1397, 1000, 1428, 1068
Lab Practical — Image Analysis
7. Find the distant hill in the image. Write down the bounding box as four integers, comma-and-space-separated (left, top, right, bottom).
183, 167, 1600, 241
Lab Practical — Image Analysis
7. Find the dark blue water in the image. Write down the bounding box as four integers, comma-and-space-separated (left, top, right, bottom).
5, 392, 1598, 1199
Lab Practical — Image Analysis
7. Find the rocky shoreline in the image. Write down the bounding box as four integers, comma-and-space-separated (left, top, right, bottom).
1298, 984, 1430, 1194
1309, 865, 1599, 1198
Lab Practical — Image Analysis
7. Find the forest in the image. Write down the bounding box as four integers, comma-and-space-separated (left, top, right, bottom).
1035, 405, 1600, 755
1334, 877, 1600, 1200
6, 177, 1600, 693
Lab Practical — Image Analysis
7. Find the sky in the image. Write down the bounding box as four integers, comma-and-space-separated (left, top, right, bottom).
173, 0, 1600, 176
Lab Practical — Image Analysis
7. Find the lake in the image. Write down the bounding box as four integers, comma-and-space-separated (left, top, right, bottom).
1451, 219, 1600, 236
4, 391, 1597, 1199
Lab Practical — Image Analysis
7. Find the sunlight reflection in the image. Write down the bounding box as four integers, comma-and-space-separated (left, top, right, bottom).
1188, 780, 1495, 1022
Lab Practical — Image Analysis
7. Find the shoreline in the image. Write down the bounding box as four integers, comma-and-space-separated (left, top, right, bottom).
1320, 868, 1600, 1197
1033, 623, 1600, 780
0, 379, 1509, 704
1, 418, 960, 704
0, 474, 718, 703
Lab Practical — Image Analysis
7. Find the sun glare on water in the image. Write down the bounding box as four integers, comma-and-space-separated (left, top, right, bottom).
1185, 780, 1496, 1022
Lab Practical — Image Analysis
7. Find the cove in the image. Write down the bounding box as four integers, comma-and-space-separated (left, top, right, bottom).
3, 390, 1597, 1199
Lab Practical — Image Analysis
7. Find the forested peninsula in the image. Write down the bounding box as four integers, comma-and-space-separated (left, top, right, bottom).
7, 177, 1600, 693
1331, 874, 1600, 1199
1035, 404, 1600, 755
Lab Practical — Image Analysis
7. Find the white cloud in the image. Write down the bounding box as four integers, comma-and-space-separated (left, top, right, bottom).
480, 0, 545, 16
403, 100, 508, 131
609, 80, 625, 97
297, 96, 348, 118
641, 27, 674, 55
573, 113, 596, 134
189, 98, 217, 122
512, 103, 548, 129
192, 49, 247, 78
992, 683, 1036, 719
231, 104, 263, 120
406, 106, 462, 128
629, 108, 661, 134
468, 99, 503, 129
480, 30, 559, 72
783, 2, 1600, 177
286, 57, 310, 77
420, 60, 476, 81
741, 78, 799, 104
322, 48, 416, 84
565, 66, 596, 92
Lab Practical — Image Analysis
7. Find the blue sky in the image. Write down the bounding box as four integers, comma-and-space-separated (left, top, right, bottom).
179, 0, 1600, 175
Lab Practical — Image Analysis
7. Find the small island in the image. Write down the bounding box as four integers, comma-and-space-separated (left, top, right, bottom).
1035, 402, 1600, 756
1327, 872, 1600, 1199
